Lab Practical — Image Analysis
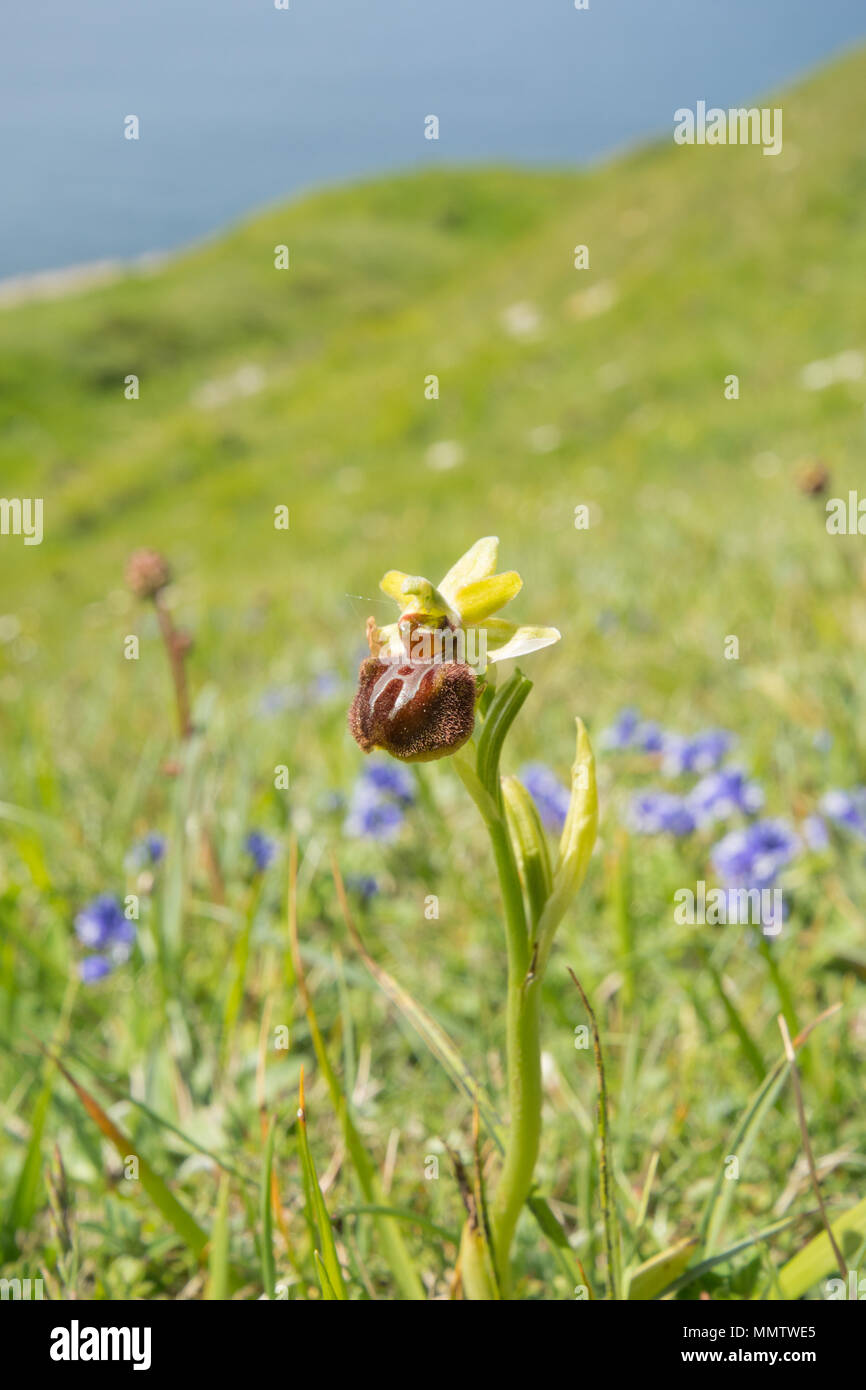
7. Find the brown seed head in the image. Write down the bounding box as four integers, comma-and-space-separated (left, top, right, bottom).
796, 460, 830, 496
126, 548, 172, 599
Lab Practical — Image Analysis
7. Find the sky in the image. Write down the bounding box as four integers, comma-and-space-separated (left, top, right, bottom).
1, 0, 864, 279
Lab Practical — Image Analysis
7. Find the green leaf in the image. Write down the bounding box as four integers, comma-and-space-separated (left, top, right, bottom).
296, 1074, 348, 1300
770, 1195, 866, 1300
701, 1058, 792, 1256
313, 1250, 339, 1301
654, 1212, 821, 1299
220, 880, 263, 1073
259, 1117, 277, 1300
502, 774, 553, 927
54, 1057, 208, 1260
338, 865, 576, 1275
206, 1173, 231, 1301
1, 1080, 51, 1261
536, 718, 598, 973
338, 877, 506, 1146
476, 670, 532, 804
525, 1193, 583, 1286
300, 853, 425, 1300
701, 1004, 840, 1255
569, 968, 620, 1299
625, 1237, 698, 1300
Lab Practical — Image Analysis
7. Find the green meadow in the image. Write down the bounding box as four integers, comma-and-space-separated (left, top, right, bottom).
1, 47, 865, 1299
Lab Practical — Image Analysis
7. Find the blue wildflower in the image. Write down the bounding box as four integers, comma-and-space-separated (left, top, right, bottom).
628, 790, 696, 836
636, 721, 665, 753
128, 833, 166, 870
599, 708, 666, 754
600, 708, 641, 750
79, 955, 113, 983
75, 895, 133, 950
803, 814, 830, 851
687, 766, 764, 825
74, 894, 136, 982
820, 788, 866, 840
661, 729, 734, 778
520, 763, 571, 833
345, 784, 405, 841
145, 833, 165, 863
711, 819, 798, 890
346, 874, 380, 902
246, 830, 277, 872
344, 759, 415, 841
362, 760, 415, 805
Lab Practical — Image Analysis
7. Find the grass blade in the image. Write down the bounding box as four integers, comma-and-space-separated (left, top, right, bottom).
206, 1173, 231, 1300
770, 1194, 866, 1299
259, 1116, 277, 1299
568, 967, 621, 1299
295, 1068, 348, 1300
52, 1054, 208, 1260
625, 1236, 698, 1300
335, 854, 580, 1278
334, 853, 505, 1146
701, 1003, 841, 1255
295, 846, 424, 1299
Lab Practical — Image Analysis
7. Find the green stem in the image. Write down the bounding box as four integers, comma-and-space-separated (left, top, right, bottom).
455, 751, 542, 1296
489, 969, 542, 1293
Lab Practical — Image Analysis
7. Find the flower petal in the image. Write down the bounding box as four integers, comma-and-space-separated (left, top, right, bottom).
374, 621, 403, 658
453, 571, 522, 624
400, 576, 454, 619
485, 623, 561, 664
380, 571, 454, 620
380, 570, 412, 603
438, 536, 499, 604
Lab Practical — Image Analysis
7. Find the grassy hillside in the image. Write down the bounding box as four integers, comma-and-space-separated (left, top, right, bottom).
1, 47, 865, 1300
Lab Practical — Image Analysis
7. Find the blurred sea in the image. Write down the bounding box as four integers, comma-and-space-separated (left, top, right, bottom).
1, 0, 864, 280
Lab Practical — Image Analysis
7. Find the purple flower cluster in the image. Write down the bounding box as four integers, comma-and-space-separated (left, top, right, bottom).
74, 895, 136, 982
820, 788, 866, 840
600, 708, 733, 773
519, 763, 571, 833
345, 874, 380, 902
626, 764, 762, 840
710, 820, 799, 890
246, 830, 277, 873
802, 814, 830, 851
687, 767, 764, 826
602, 708, 758, 841
660, 729, 735, 778
127, 833, 166, 870
628, 791, 696, 836
345, 759, 415, 841
599, 708, 664, 754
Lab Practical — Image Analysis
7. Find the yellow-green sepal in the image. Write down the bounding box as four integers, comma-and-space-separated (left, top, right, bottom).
502, 774, 554, 929
535, 718, 598, 971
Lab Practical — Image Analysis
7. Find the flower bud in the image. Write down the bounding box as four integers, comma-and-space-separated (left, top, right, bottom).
796, 459, 830, 496
125, 548, 171, 599
348, 657, 476, 762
